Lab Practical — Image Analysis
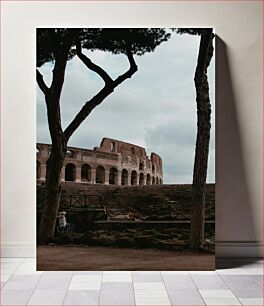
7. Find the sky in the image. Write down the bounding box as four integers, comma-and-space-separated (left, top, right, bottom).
37, 30, 215, 184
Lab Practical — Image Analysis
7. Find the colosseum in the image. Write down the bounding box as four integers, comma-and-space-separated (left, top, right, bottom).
37, 138, 163, 186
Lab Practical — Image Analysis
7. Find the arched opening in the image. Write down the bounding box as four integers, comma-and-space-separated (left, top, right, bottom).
152, 164, 155, 173
131, 170, 137, 185
160, 178, 162, 185
152, 177, 155, 185
65, 163, 76, 181
121, 169, 128, 185
139, 173, 144, 185
96, 166, 105, 184
131, 147, 135, 155
146, 174, 151, 185
109, 167, 118, 185
156, 177, 159, 184
81, 164, 91, 182
66, 150, 76, 159
139, 162, 144, 171
36, 161, 41, 179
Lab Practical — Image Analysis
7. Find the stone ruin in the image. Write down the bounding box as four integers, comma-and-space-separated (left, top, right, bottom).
36, 137, 163, 186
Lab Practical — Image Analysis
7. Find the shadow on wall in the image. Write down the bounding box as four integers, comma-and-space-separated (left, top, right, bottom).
215, 36, 260, 266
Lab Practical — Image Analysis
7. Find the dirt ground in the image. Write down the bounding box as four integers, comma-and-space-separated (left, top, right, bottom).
37, 246, 215, 271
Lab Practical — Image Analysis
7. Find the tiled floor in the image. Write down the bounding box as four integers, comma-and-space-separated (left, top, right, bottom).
0, 257, 263, 305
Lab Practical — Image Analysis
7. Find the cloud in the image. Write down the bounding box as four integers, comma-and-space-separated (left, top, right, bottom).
37, 31, 215, 184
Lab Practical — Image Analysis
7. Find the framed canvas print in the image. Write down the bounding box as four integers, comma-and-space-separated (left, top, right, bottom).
36, 28, 215, 270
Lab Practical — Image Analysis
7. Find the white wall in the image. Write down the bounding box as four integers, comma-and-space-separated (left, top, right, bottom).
1, 1, 262, 257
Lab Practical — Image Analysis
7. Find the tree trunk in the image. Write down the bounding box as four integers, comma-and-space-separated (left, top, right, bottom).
38, 88, 67, 244
38, 139, 66, 244
190, 30, 214, 250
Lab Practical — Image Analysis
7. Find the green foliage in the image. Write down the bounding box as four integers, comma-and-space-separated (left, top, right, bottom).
37, 28, 171, 67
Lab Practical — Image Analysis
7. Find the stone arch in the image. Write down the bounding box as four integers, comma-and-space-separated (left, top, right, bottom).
96, 166, 105, 184
109, 167, 118, 185
146, 174, 151, 185
156, 177, 159, 184
66, 150, 76, 159
152, 177, 155, 185
152, 164, 155, 173
65, 163, 76, 181
139, 173, 144, 185
121, 169, 128, 185
131, 170, 137, 185
139, 162, 144, 171
36, 160, 41, 179
81, 164, 91, 182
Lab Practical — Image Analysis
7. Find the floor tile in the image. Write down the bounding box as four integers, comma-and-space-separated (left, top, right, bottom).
203, 298, 241, 305
199, 289, 237, 298
71, 274, 101, 282
37, 279, 71, 290
102, 273, 132, 282
231, 287, 263, 298
217, 268, 249, 275
63, 289, 100, 305
8, 274, 41, 283
101, 281, 133, 290
132, 272, 162, 282
37, 273, 72, 289
189, 271, 218, 275
27, 289, 66, 305
252, 275, 264, 287
239, 298, 264, 305
1, 288, 33, 305
245, 268, 263, 275
74, 271, 102, 275
99, 289, 135, 305
103, 271, 131, 275
167, 289, 205, 305
135, 298, 171, 305
191, 275, 229, 290
135, 289, 169, 299
68, 281, 101, 290
1, 275, 11, 282
163, 275, 196, 289
3, 281, 37, 291
161, 271, 189, 275
221, 275, 261, 289
134, 282, 166, 290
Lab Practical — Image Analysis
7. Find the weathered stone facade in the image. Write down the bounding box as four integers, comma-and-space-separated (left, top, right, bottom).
37, 138, 163, 185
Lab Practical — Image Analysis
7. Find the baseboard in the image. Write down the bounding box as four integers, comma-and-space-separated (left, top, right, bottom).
216, 241, 263, 257
1, 242, 36, 258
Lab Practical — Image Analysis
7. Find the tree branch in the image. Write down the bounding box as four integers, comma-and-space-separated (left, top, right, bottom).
36, 69, 49, 95
64, 85, 114, 141
113, 47, 138, 87
76, 40, 113, 85
64, 46, 138, 143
